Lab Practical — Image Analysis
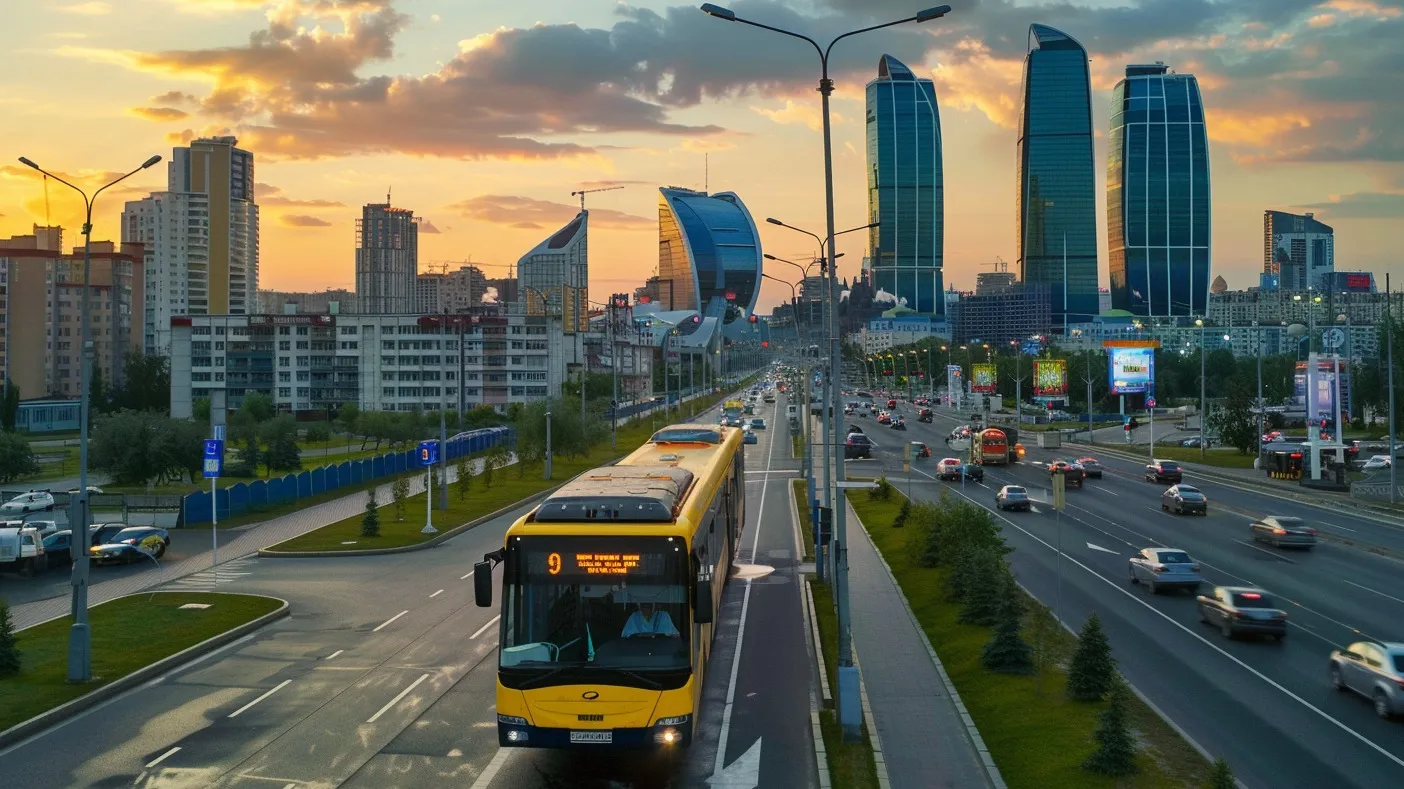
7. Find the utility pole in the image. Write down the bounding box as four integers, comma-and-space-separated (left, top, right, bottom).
1388, 274, 1396, 504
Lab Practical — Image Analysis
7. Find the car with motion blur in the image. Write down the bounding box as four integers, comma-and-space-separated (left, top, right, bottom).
763, 393, 775, 403
1362, 455, 1392, 471
750, 417, 767, 430
877, 412, 892, 425
955, 463, 984, 483
1, 491, 55, 515
844, 433, 873, 460
1145, 460, 1183, 483
90, 526, 170, 566
1161, 484, 1208, 515
915, 397, 929, 406
909, 441, 930, 459
846, 425, 865, 436
918, 408, 933, 423
936, 458, 963, 480
68, 485, 104, 495
1047, 459, 1085, 487
1076, 457, 1102, 478
1197, 586, 1287, 641
890, 417, 907, 431
742, 426, 758, 444
1128, 547, 1202, 594
41, 530, 73, 565
744, 403, 756, 415
1329, 641, 1404, 719
887, 399, 898, 409
1249, 516, 1318, 549
995, 485, 1031, 511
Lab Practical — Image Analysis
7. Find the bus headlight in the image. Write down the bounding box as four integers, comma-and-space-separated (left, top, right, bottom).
497, 715, 529, 726
656, 728, 679, 744
655, 715, 690, 726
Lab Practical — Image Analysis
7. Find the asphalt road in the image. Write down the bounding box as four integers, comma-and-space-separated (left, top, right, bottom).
1, 385, 818, 789
843, 398, 1404, 789
0, 528, 204, 606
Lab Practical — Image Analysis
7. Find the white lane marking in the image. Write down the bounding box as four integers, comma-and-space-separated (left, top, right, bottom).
1233, 539, 1298, 563
942, 483, 1404, 772
1343, 579, 1404, 605
372, 610, 409, 632
468, 748, 512, 789
429, 589, 444, 599
714, 395, 778, 780
461, 571, 474, 580
145, 746, 180, 768
470, 615, 501, 640
324, 650, 343, 661
366, 672, 430, 723
1090, 486, 1119, 496
1087, 542, 1120, 555
228, 679, 292, 718
1322, 522, 1357, 533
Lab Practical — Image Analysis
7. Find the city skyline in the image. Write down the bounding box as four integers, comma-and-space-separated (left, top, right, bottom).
2, 0, 1401, 313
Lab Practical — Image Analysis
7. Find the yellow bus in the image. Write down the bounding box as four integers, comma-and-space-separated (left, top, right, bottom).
473, 423, 745, 749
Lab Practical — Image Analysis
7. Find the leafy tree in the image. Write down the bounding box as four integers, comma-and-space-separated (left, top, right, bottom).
1067, 613, 1117, 701
982, 576, 1034, 675
0, 431, 41, 483
361, 490, 380, 538
868, 475, 894, 501
1083, 680, 1137, 776
303, 421, 332, 443
391, 477, 411, 521
893, 498, 911, 528
115, 352, 171, 412
1205, 757, 1237, 789
0, 379, 19, 432
336, 402, 361, 438
192, 397, 212, 424
0, 598, 20, 677
1208, 378, 1259, 454
90, 410, 203, 486
261, 415, 302, 474
513, 399, 593, 468
456, 457, 472, 500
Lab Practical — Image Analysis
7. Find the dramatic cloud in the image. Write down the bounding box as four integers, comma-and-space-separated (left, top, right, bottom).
151, 90, 200, 107
254, 182, 345, 208
419, 220, 441, 233
447, 195, 653, 231
57, 1, 111, 14
1295, 192, 1404, 219
129, 106, 190, 121
278, 214, 332, 227
751, 100, 842, 132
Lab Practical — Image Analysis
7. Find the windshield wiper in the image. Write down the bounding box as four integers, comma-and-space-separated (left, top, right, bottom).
610, 669, 662, 689
515, 666, 571, 691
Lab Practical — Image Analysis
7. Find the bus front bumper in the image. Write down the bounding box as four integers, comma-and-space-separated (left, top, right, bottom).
498, 717, 693, 749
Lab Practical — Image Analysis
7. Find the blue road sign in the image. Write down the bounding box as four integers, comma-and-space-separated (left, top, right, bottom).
203, 439, 224, 478
418, 440, 439, 467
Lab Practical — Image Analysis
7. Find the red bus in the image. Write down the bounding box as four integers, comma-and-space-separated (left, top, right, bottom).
972, 428, 1009, 466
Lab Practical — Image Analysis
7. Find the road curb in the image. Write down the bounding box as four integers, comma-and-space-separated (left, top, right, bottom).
0, 593, 289, 750
847, 500, 1007, 789
852, 645, 893, 789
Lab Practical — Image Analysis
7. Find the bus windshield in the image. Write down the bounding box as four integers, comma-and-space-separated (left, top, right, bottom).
500, 535, 691, 677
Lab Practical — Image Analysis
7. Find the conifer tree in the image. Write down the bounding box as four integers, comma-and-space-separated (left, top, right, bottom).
1083, 680, 1137, 776
981, 576, 1034, 674
0, 598, 22, 677
1205, 757, 1236, 789
1067, 613, 1117, 701
361, 490, 380, 538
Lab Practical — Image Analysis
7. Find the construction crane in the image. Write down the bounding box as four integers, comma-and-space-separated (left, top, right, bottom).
570, 185, 624, 211
983, 256, 1009, 273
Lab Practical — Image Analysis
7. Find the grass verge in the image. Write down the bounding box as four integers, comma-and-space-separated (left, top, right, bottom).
793, 478, 814, 563
0, 592, 283, 733
811, 575, 881, 789
848, 491, 1214, 789
1086, 442, 1258, 470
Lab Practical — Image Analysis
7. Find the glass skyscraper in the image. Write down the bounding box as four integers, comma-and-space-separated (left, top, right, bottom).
1108, 63, 1211, 317
657, 187, 762, 319
1016, 24, 1098, 326
865, 54, 944, 315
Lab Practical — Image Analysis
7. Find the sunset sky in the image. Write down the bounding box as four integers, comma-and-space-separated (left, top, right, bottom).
4, 0, 1402, 312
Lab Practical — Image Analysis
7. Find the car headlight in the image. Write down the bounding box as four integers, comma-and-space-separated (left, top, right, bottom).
655, 714, 690, 726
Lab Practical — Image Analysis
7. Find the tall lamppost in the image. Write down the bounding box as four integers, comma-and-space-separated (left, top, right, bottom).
702, 0, 952, 742
1195, 318, 1207, 458
1009, 339, 1021, 424
907, 350, 918, 401
18, 152, 162, 683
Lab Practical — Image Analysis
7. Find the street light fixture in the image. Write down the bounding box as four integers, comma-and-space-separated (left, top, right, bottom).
18, 152, 162, 684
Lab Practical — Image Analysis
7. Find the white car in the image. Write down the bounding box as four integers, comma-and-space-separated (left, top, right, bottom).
1362, 455, 1392, 471
1, 491, 55, 515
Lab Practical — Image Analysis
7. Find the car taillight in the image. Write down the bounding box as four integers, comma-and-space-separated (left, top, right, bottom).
1272, 528, 1287, 535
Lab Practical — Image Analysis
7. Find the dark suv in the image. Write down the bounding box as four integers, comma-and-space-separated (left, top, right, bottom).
1145, 460, 1183, 483
844, 433, 873, 459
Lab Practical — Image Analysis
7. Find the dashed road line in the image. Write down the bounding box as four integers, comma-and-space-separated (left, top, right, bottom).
470, 615, 500, 640
145, 746, 180, 768
366, 672, 430, 724
228, 679, 292, 718
372, 610, 409, 632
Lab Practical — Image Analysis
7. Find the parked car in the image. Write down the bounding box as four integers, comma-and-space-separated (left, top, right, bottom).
1329, 641, 1404, 719
1145, 460, 1183, 483
1196, 586, 1287, 641
1249, 516, 1318, 549
42, 530, 73, 565
956, 463, 984, 483
1161, 484, 1208, 515
1128, 547, 1202, 594
25, 519, 60, 538
1047, 459, 1085, 487
86, 522, 130, 547
750, 418, 767, 430
995, 485, 1032, 511
1076, 457, 1103, 478
90, 526, 170, 565
844, 433, 873, 459
1, 491, 55, 515
936, 458, 963, 480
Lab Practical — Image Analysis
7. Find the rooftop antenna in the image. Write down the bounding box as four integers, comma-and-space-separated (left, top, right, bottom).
570, 184, 624, 212
386, 186, 391, 206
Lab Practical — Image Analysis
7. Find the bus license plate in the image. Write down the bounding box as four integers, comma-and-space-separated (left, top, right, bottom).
570, 731, 612, 744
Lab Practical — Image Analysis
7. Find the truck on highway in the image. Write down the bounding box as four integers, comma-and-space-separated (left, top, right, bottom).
0, 523, 49, 576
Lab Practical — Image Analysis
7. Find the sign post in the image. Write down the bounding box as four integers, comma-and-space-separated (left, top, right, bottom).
418, 440, 440, 534
203, 438, 224, 568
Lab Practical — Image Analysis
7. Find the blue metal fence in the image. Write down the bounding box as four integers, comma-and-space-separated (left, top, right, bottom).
182, 426, 513, 526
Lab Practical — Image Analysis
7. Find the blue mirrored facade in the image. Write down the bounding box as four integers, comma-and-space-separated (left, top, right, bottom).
657, 187, 762, 321
1017, 24, 1099, 326
1108, 63, 1211, 317
865, 54, 944, 315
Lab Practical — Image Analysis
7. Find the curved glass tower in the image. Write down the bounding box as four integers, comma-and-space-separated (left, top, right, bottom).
1017, 24, 1098, 326
1108, 63, 1211, 317
865, 54, 944, 315
657, 187, 762, 319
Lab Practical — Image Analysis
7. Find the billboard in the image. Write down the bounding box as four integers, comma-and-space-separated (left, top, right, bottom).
1293, 359, 1352, 421
1109, 347, 1155, 394
972, 364, 998, 393
1033, 359, 1067, 396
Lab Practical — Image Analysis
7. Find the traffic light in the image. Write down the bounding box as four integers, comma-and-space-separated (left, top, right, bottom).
762, 340, 769, 348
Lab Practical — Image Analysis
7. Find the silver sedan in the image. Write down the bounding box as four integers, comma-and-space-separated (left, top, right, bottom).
1128, 548, 1202, 594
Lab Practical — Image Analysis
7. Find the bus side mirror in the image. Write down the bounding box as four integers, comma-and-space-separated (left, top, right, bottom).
694, 573, 714, 625
473, 561, 493, 607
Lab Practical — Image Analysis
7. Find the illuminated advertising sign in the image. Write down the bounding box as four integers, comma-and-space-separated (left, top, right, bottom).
1034, 359, 1067, 396
1109, 347, 1155, 394
972, 364, 998, 393
1293, 359, 1352, 419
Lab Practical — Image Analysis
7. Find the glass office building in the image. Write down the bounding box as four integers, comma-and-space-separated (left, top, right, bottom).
1016, 24, 1099, 327
657, 187, 762, 320
865, 54, 944, 315
1108, 63, 1211, 317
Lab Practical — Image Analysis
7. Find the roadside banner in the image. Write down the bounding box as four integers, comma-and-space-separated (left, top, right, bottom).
972, 364, 998, 394
1034, 359, 1067, 396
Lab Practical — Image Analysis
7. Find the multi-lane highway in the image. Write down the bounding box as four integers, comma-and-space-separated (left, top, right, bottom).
0, 394, 815, 789
844, 397, 1404, 789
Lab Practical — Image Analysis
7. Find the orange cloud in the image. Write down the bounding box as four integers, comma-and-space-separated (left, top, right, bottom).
1322, 0, 1402, 18
750, 99, 839, 131
278, 214, 332, 228
1307, 13, 1337, 27
1205, 110, 1312, 146
57, 1, 111, 15
446, 195, 652, 231
254, 182, 344, 208
129, 106, 190, 121
931, 42, 1023, 130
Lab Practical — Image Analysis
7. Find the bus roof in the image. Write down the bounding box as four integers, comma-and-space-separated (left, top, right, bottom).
533, 466, 694, 523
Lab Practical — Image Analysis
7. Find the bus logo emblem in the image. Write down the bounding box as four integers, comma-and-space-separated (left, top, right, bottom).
582, 691, 600, 700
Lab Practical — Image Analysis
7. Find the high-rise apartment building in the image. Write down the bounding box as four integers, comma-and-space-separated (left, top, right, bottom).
1017, 24, 1099, 327
1264, 210, 1334, 291
123, 136, 258, 353
415, 273, 444, 314
443, 265, 487, 311
518, 211, 589, 332
1108, 63, 1211, 318
864, 54, 944, 315
355, 201, 419, 313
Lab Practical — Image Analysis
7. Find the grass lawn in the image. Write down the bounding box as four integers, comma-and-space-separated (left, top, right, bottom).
849, 492, 1214, 789
810, 576, 880, 789
793, 479, 814, 563
1023, 421, 1122, 433
0, 592, 283, 733
1138, 445, 1258, 469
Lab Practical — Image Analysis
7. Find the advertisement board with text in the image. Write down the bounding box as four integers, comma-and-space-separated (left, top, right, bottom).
1108, 347, 1155, 394
1033, 359, 1067, 396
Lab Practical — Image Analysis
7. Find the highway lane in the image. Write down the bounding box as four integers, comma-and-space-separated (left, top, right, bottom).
842, 403, 1404, 789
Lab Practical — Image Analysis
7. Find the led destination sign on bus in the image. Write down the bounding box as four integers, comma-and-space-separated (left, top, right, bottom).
550, 552, 642, 576
526, 545, 673, 581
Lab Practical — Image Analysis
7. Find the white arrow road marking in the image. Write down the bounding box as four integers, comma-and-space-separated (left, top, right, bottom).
708, 737, 762, 788
1086, 542, 1120, 555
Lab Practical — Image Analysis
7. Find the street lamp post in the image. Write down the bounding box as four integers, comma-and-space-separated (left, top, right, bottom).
1195, 318, 1206, 458
1010, 340, 1021, 425
18, 153, 162, 684
702, 0, 952, 742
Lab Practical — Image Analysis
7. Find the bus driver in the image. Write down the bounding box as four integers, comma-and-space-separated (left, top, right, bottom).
622, 602, 679, 638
